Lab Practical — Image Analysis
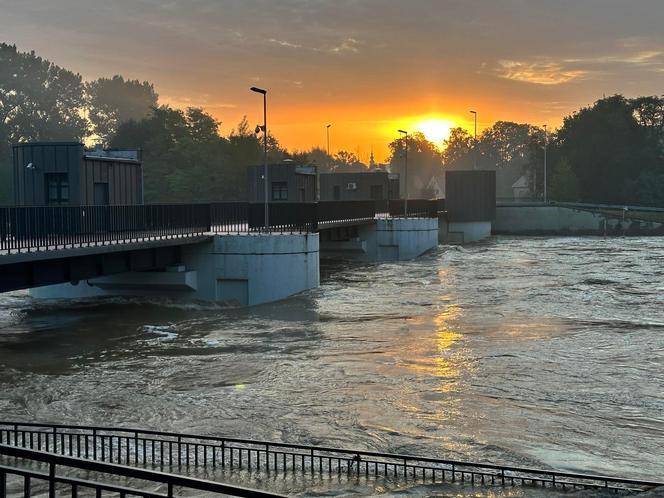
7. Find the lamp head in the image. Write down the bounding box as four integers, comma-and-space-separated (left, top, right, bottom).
250, 86, 267, 95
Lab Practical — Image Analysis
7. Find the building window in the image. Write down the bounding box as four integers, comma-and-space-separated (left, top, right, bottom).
271, 181, 288, 201
45, 173, 69, 204
333, 185, 341, 200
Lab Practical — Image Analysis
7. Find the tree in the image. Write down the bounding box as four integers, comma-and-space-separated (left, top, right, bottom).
442, 127, 473, 170
388, 132, 441, 197
332, 150, 366, 172
86, 76, 158, 144
553, 95, 660, 204
548, 157, 579, 201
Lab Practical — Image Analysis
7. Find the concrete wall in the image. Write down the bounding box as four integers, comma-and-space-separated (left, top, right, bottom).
439, 218, 492, 244
320, 218, 438, 261
493, 205, 664, 235
32, 233, 320, 307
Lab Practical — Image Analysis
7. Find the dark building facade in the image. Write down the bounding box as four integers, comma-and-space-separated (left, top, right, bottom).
319, 171, 400, 201
247, 163, 317, 203
13, 142, 143, 206
445, 170, 496, 222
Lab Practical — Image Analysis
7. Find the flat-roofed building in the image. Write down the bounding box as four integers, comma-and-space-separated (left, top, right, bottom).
247, 162, 317, 203
13, 142, 143, 206
320, 170, 400, 201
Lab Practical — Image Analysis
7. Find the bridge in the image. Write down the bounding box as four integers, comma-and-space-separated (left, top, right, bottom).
0, 200, 442, 304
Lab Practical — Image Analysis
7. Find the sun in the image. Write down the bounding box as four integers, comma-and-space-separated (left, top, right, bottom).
416, 118, 455, 144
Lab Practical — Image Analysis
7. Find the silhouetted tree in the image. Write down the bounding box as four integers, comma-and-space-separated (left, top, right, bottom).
388, 132, 441, 197
86, 76, 158, 144
553, 95, 661, 204
548, 157, 579, 201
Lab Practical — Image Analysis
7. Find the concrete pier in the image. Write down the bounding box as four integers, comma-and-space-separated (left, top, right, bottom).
32, 233, 320, 306
320, 218, 438, 261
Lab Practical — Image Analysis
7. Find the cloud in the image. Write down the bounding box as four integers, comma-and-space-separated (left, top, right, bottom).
268, 38, 303, 49
496, 59, 588, 85
329, 38, 360, 54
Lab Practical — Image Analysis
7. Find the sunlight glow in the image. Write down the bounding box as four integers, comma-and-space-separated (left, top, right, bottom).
416, 118, 455, 144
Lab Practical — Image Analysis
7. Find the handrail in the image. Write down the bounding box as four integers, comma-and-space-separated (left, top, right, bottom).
0, 421, 660, 492
0, 443, 284, 497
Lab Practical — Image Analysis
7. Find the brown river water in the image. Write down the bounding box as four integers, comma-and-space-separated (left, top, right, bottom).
0, 236, 663, 495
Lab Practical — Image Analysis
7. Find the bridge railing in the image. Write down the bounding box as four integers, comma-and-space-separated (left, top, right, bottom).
0, 421, 660, 494
0, 204, 211, 254
318, 200, 376, 225
387, 199, 441, 218
0, 443, 282, 498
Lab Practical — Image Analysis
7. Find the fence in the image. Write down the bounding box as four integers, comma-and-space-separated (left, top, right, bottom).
0, 422, 660, 495
0, 443, 283, 497
0, 200, 442, 255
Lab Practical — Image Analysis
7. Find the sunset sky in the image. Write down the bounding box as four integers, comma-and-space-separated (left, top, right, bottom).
1, 0, 663, 161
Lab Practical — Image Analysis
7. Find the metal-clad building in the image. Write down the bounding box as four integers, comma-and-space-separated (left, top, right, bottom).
247, 163, 317, 203
319, 171, 400, 201
445, 170, 496, 221
13, 142, 143, 206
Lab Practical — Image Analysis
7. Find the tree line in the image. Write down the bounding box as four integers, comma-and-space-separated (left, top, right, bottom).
2, 42, 663, 206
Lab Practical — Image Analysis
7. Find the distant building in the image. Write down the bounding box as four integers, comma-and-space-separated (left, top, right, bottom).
13, 142, 143, 206
247, 162, 317, 203
319, 171, 400, 201
511, 175, 531, 200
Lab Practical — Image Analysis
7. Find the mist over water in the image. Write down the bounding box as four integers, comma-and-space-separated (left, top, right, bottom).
0, 236, 662, 493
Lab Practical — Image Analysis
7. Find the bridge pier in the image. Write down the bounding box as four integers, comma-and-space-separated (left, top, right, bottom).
320, 218, 438, 261
31, 233, 320, 306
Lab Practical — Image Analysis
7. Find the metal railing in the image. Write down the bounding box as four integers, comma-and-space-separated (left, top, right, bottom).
0, 443, 283, 497
0, 200, 442, 255
0, 204, 211, 255
0, 422, 660, 494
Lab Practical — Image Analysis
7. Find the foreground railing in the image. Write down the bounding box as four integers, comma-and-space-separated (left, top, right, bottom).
0, 443, 282, 497
0, 422, 660, 494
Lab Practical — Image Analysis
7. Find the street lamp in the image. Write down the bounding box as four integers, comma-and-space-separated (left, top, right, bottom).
469, 110, 477, 170
398, 129, 408, 216
250, 86, 268, 230
326, 124, 332, 168
543, 124, 548, 204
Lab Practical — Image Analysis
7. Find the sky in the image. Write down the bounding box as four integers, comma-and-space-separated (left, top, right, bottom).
1, 0, 663, 161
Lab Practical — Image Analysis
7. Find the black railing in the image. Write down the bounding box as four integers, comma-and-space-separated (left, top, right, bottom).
387, 199, 441, 218
0, 443, 283, 497
247, 202, 318, 232
0, 422, 660, 494
0, 200, 442, 256
318, 201, 376, 225
0, 204, 211, 255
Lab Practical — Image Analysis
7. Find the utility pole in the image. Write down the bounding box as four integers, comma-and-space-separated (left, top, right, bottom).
250, 86, 269, 230
543, 124, 548, 204
398, 129, 408, 216
470, 110, 477, 170
326, 124, 331, 169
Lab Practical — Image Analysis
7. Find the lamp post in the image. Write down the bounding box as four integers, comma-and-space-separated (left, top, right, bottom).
326, 124, 331, 168
469, 110, 477, 170
398, 129, 408, 216
543, 124, 548, 204
250, 86, 268, 230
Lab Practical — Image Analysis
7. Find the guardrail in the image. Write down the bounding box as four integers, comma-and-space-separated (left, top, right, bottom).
0, 200, 442, 255
0, 443, 283, 497
0, 421, 660, 494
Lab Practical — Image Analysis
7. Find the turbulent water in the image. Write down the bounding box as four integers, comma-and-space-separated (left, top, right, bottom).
0, 236, 663, 494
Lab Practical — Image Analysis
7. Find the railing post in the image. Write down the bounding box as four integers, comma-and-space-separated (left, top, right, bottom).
48, 461, 55, 498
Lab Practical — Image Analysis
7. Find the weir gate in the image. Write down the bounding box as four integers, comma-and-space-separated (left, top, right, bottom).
0, 421, 661, 497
